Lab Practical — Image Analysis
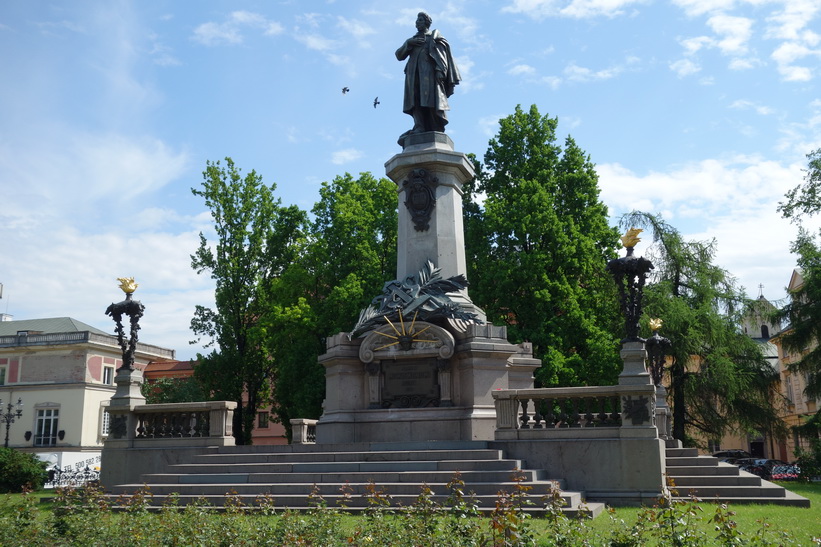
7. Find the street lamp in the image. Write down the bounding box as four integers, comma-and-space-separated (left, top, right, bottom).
1, 397, 23, 448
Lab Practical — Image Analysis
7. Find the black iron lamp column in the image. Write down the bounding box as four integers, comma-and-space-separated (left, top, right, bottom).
645, 318, 673, 441
105, 277, 145, 371
645, 318, 672, 387
606, 228, 654, 343
1, 397, 23, 448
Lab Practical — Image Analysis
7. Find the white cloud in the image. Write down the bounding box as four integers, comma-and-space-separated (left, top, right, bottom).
707, 14, 753, 55
508, 64, 537, 76
563, 56, 639, 82
599, 155, 808, 300
680, 35, 714, 55
0, 223, 212, 359
331, 148, 364, 164
598, 156, 802, 221
764, 0, 821, 42
0, 125, 190, 230
336, 16, 376, 39
478, 114, 504, 137
729, 99, 774, 115
670, 58, 701, 77
192, 11, 283, 46
501, 0, 647, 20
771, 41, 818, 81
296, 33, 337, 51
672, 0, 737, 18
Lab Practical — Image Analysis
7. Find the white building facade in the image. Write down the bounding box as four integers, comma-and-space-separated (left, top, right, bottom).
0, 317, 174, 472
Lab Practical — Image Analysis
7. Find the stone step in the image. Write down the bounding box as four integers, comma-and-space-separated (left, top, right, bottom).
215, 441, 492, 454
666, 463, 741, 476
144, 469, 545, 485
110, 480, 568, 499
665, 454, 810, 507
665, 447, 699, 458
666, 455, 719, 467
670, 474, 762, 487
106, 442, 600, 518
190, 448, 505, 464
167, 458, 524, 475
104, 494, 606, 518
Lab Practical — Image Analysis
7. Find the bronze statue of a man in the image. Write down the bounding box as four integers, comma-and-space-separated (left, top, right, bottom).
396, 12, 460, 139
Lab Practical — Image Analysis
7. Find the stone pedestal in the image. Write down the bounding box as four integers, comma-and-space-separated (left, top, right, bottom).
385, 132, 485, 320
315, 323, 539, 444
110, 368, 146, 407
618, 341, 652, 386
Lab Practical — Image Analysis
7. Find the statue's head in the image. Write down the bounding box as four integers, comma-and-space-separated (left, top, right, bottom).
416, 11, 432, 31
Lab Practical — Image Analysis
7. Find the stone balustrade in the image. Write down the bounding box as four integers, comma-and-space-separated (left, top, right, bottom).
290, 418, 317, 444
106, 401, 236, 447
492, 384, 658, 440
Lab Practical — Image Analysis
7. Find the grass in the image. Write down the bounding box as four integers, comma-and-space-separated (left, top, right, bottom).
1, 481, 819, 545
584, 481, 821, 545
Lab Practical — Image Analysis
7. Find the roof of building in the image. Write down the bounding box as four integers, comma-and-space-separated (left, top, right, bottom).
145, 359, 195, 373
0, 317, 110, 336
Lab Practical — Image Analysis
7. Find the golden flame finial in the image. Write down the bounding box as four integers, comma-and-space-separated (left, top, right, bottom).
649, 318, 663, 332
117, 277, 138, 294
621, 228, 643, 249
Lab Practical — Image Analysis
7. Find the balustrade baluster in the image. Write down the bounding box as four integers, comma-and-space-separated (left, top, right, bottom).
532, 398, 544, 428
584, 398, 595, 427
136, 415, 146, 438
570, 398, 581, 427
597, 397, 607, 426
610, 396, 621, 425
558, 398, 569, 428
545, 397, 555, 428
519, 398, 531, 429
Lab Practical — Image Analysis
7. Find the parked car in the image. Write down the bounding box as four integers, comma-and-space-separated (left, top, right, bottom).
712, 449, 752, 461
733, 458, 800, 481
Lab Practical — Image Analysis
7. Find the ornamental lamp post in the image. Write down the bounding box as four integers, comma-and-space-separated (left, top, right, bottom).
645, 318, 674, 441
607, 228, 654, 385
645, 318, 672, 387
105, 277, 145, 371
105, 277, 147, 411
606, 228, 654, 343
1, 397, 23, 448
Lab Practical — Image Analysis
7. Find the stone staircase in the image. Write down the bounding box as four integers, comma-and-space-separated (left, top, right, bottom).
106, 441, 604, 517
665, 447, 810, 506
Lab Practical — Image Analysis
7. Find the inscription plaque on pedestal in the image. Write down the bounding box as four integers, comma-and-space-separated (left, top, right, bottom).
382, 359, 439, 408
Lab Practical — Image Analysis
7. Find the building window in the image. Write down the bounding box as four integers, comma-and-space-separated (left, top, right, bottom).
103, 366, 114, 385
786, 375, 795, 404
760, 325, 769, 339
258, 412, 269, 429
35, 408, 59, 447
0, 366, 5, 385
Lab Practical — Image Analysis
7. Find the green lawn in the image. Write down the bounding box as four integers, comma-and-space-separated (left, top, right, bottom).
581, 481, 821, 546
0, 482, 818, 545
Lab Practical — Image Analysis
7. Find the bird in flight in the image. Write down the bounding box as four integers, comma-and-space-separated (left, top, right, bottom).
373, 96, 380, 108
342, 87, 350, 94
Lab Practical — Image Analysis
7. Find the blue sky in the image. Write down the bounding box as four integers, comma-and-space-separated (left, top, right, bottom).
1, 0, 820, 359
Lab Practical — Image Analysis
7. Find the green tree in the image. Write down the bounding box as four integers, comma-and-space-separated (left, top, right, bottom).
260, 172, 398, 436
0, 447, 48, 492
307, 172, 398, 335
141, 375, 208, 405
466, 104, 622, 387
774, 149, 821, 459
777, 148, 821, 220
772, 230, 821, 405
621, 212, 783, 444
190, 157, 308, 444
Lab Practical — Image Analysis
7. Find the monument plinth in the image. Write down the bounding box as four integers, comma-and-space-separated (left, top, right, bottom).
316, 133, 538, 444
